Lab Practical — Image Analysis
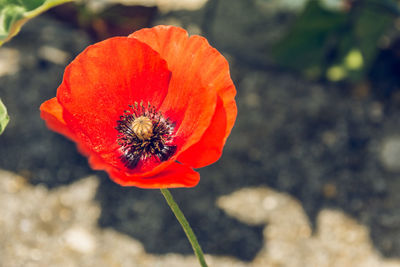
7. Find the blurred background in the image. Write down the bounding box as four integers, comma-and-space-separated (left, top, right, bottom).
1, 0, 400, 266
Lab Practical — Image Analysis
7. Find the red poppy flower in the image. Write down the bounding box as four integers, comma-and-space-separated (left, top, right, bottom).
40, 25, 237, 188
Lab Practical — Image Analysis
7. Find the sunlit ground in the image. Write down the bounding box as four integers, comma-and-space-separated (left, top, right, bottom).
0, 169, 399, 267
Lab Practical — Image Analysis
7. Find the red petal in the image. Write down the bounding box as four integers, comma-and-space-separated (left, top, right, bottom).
40, 97, 75, 140
57, 37, 171, 172
130, 26, 237, 167
40, 97, 113, 167
107, 162, 200, 188
177, 97, 228, 168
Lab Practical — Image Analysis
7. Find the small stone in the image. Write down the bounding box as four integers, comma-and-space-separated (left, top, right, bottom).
0, 48, 20, 76
245, 92, 260, 108
5, 175, 26, 193
59, 208, 72, 222
39, 209, 53, 222
322, 131, 337, 146
30, 248, 42, 261
370, 102, 383, 122
322, 183, 337, 199
19, 219, 32, 233
262, 196, 278, 210
380, 137, 400, 172
38, 46, 69, 65
64, 227, 96, 253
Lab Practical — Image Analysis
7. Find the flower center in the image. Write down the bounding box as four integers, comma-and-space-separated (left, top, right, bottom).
131, 116, 153, 140
116, 102, 176, 169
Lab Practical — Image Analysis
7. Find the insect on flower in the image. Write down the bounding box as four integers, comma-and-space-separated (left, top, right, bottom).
40, 25, 237, 188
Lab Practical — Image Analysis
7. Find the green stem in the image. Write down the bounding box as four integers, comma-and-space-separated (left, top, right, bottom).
160, 188, 208, 267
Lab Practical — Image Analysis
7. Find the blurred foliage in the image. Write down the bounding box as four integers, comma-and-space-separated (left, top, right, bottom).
0, 98, 9, 135
0, 0, 74, 134
272, 0, 400, 82
49, 3, 156, 41
0, 0, 74, 46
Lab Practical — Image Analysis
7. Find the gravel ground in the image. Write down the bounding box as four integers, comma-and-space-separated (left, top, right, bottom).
1, 170, 399, 267
0, 0, 400, 265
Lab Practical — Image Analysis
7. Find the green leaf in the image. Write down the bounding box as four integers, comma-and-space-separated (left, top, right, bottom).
0, 0, 75, 46
0, 98, 9, 135
272, 0, 348, 78
354, 0, 394, 70
271, 0, 397, 81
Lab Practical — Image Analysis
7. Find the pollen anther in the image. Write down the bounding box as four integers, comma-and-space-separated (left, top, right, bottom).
131, 116, 153, 140
116, 102, 177, 169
